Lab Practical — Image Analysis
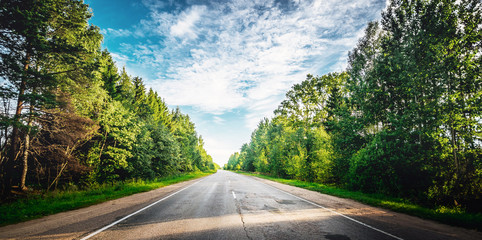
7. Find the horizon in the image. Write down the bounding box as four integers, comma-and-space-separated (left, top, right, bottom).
84, 0, 387, 166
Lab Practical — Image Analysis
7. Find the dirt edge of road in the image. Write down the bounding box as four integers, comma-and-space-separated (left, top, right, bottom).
1, 172, 481, 240
0, 177, 206, 240
252, 175, 482, 240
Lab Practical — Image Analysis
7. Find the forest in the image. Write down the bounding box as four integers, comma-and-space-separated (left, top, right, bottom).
226, 0, 482, 212
0, 0, 217, 198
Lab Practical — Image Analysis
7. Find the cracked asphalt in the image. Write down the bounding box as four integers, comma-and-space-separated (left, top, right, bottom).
85, 170, 399, 240
2, 170, 481, 240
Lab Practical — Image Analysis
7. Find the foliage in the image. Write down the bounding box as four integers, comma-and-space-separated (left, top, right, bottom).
237, 171, 482, 231
0, 172, 212, 227
228, 0, 482, 213
0, 0, 216, 199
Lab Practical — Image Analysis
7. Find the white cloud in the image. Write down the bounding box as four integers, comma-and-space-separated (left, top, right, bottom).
108, 0, 386, 163
245, 96, 280, 130
141, 0, 167, 10
130, 0, 384, 117
110, 52, 130, 66
170, 5, 206, 40
213, 116, 225, 125
101, 28, 132, 38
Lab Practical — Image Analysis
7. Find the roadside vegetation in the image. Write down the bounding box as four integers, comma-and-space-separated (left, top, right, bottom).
0, 0, 218, 207
226, 0, 482, 224
238, 171, 482, 231
0, 171, 213, 226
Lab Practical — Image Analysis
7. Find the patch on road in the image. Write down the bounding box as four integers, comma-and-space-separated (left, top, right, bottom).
275, 199, 296, 205
325, 234, 351, 240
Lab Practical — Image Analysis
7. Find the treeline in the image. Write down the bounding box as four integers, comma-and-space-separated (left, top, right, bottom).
0, 0, 216, 197
226, 0, 481, 212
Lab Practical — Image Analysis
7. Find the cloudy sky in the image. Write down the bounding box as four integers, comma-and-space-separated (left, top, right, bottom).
84, 0, 386, 166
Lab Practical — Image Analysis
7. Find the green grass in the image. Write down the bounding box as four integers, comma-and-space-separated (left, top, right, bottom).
236, 171, 482, 231
0, 172, 213, 226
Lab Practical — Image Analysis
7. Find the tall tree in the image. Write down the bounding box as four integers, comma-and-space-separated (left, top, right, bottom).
347, 0, 482, 203
115, 67, 135, 104
100, 51, 120, 99
0, 0, 100, 192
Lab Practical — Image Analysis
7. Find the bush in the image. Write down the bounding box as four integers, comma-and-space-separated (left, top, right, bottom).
348, 131, 431, 198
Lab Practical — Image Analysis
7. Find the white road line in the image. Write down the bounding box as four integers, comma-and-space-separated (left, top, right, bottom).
232, 191, 236, 199
79, 179, 204, 240
258, 179, 404, 240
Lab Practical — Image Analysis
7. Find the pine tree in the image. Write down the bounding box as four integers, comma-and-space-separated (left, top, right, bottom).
0, 0, 100, 192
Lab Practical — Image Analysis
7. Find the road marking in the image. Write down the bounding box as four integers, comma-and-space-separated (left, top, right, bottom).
256, 179, 404, 240
79, 179, 205, 240
232, 191, 236, 199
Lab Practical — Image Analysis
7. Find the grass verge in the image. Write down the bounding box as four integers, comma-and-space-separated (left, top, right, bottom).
237, 171, 482, 231
0, 171, 213, 227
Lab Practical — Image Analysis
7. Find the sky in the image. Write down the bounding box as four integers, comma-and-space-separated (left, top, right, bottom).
84, 0, 387, 167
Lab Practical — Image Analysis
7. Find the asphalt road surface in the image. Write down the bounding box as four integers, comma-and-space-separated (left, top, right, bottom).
1, 170, 481, 239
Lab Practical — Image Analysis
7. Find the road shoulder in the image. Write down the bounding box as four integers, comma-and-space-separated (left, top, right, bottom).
0, 177, 204, 240
250, 175, 482, 240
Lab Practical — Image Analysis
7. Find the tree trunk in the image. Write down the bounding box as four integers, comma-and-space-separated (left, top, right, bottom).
20, 105, 34, 191
9, 79, 26, 163
19, 125, 31, 190
10, 52, 30, 163
451, 126, 459, 174
46, 161, 68, 192
3, 52, 30, 194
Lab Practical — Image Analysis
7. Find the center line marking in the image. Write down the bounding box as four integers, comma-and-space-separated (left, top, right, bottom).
232, 191, 236, 199
241, 174, 404, 240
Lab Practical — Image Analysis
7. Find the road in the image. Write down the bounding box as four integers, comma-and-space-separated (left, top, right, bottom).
1, 170, 481, 239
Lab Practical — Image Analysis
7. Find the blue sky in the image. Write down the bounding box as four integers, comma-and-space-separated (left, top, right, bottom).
84, 0, 387, 166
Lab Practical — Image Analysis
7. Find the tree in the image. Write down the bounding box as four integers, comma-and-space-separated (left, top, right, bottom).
86, 101, 138, 183
115, 67, 135, 104
275, 74, 344, 128
149, 123, 182, 176
347, 0, 482, 206
0, 0, 101, 192
229, 0, 481, 212
30, 96, 98, 190
100, 51, 120, 99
